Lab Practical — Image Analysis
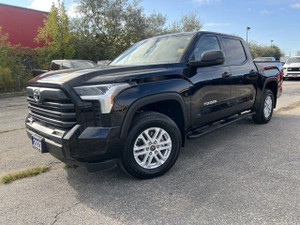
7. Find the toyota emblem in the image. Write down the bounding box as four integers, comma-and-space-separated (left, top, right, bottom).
33, 89, 41, 103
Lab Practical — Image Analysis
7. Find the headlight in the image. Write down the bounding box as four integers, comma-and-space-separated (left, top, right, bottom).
74, 83, 132, 114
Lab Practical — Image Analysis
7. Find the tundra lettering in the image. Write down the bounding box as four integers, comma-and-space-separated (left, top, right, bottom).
204, 100, 217, 106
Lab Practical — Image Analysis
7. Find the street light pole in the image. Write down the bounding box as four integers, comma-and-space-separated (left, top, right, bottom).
246, 26, 251, 43
271, 40, 274, 47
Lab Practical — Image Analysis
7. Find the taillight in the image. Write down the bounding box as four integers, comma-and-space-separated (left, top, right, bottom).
277, 73, 281, 81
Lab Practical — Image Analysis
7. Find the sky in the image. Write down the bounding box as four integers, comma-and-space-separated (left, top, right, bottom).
1, 0, 299, 56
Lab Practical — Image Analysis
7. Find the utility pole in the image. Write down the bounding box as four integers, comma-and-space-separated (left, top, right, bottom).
271, 40, 274, 47
246, 26, 251, 43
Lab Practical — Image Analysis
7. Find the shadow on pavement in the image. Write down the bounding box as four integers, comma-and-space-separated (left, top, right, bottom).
65, 112, 300, 224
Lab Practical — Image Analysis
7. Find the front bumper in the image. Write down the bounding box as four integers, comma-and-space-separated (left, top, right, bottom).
26, 116, 122, 171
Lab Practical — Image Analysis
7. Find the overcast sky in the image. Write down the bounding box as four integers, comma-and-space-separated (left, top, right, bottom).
1, 0, 300, 56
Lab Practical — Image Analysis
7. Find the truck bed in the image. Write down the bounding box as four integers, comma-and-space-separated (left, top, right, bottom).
254, 61, 282, 72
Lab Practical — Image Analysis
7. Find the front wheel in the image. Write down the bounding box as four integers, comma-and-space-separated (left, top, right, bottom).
121, 112, 181, 179
252, 89, 274, 124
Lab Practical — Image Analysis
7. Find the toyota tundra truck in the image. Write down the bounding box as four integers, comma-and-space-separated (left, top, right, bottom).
25, 32, 283, 179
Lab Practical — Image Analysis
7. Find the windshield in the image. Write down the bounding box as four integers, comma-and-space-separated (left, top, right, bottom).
110, 34, 194, 65
286, 57, 300, 64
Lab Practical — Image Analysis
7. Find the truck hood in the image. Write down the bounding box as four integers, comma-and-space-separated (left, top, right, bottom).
28, 64, 185, 87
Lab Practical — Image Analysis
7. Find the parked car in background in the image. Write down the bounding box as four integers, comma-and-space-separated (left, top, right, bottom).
97, 60, 111, 66
283, 56, 300, 79
280, 56, 290, 66
254, 57, 276, 62
33, 60, 97, 76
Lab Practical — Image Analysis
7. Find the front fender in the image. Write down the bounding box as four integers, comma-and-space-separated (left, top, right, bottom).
109, 79, 191, 140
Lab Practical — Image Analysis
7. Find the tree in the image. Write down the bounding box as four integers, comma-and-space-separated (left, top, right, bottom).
0, 27, 32, 92
35, 1, 74, 60
73, 0, 167, 60
248, 42, 284, 60
168, 13, 203, 33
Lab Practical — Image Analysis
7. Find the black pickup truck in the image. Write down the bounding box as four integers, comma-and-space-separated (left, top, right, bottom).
26, 32, 283, 179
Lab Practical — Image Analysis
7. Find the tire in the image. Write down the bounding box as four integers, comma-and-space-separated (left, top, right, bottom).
121, 112, 182, 179
252, 89, 274, 124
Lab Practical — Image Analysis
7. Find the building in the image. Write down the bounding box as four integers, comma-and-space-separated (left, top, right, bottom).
0, 3, 47, 48
297, 51, 300, 56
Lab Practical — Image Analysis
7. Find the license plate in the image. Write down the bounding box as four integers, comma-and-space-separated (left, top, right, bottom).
32, 135, 43, 152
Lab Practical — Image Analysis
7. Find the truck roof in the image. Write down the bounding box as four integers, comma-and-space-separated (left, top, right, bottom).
146, 31, 242, 40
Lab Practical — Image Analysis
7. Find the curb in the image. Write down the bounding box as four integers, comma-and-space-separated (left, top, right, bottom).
0, 92, 26, 99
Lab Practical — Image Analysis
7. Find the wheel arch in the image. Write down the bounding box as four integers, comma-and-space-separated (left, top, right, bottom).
263, 78, 278, 108
120, 93, 189, 145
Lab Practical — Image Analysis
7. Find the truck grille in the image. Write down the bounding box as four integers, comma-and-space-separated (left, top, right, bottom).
287, 67, 300, 71
26, 87, 77, 129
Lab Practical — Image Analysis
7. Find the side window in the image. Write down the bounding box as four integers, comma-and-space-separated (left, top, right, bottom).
51, 62, 61, 70
222, 38, 247, 65
192, 36, 221, 61
62, 62, 71, 69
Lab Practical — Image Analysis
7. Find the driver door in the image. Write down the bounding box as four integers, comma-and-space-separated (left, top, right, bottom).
188, 35, 232, 128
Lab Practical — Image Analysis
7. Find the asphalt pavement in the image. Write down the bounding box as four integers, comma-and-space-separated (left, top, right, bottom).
0, 81, 299, 225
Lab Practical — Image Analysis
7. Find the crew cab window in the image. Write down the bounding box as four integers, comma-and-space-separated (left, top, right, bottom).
192, 36, 220, 61
222, 38, 247, 65
62, 62, 71, 69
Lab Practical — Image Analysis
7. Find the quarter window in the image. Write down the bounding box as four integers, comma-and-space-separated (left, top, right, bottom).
192, 36, 221, 61
222, 38, 247, 65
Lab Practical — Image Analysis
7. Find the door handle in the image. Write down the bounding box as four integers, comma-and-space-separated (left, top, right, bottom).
222, 72, 232, 78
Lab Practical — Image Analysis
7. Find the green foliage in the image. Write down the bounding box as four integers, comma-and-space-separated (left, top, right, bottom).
168, 13, 203, 33
0, 27, 33, 93
0, 66, 14, 92
72, 0, 168, 60
35, 0, 74, 60
248, 42, 284, 60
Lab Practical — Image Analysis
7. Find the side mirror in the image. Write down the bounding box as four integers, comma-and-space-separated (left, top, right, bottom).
188, 50, 225, 67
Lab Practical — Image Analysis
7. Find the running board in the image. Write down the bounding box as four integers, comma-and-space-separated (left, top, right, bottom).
187, 112, 254, 139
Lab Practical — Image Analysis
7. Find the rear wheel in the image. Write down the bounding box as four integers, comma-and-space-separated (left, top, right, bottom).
121, 112, 181, 179
252, 89, 274, 124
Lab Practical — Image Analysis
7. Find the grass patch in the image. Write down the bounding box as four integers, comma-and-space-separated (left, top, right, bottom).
1, 166, 50, 184
0, 127, 25, 134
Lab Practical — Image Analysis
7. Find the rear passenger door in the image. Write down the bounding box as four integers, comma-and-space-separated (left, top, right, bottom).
221, 37, 257, 114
